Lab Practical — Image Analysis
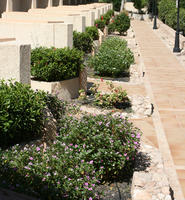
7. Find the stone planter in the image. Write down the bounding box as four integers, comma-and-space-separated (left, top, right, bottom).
31, 77, 80, 101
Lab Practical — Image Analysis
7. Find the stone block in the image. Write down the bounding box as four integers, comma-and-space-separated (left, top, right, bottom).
0, 20, 73, 48
0, 40, 30, 85
31, 77, 80, 101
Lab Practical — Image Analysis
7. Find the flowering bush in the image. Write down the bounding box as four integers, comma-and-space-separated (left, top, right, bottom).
0, 110, 141, 199
59, 114, 141, 180
90, 82, 131, 109
94, 19, 106, 32
88, 37, 134, 77
0, 142, 102, 199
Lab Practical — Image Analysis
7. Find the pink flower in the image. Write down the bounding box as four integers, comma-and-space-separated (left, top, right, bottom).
89, 198, 93, 200
89, 160, 93, 164
124, 153, 127, 156
100, 78, 103, 82
84, 182, 88, 186
29, 157, 33, 160
88, 187, 93, 191
36, 147, 40, 151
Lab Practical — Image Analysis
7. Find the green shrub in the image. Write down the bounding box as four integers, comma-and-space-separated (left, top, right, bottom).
133, 0, 147, 13
165, 7, 177, 30
158, 0, 175, 23
0, 80, 46, 148
94, 19, 106, 32
59, 114, 141, 180
73, 31, 93, 54
114, 12, 130, 35
108, 22, 116, 34
88, 37, 134, 77
85, 26, 99, 40
106, 9, 114, 17
31, 47, 84, 82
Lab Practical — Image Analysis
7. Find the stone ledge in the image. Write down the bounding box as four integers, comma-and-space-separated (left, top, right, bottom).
131, 142, 172, 200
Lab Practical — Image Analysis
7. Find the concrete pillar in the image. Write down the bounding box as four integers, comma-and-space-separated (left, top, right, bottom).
31, 0, 37, 8
59, 0, 63, 6
48, 0, 53, 7
6, 0, 13, 11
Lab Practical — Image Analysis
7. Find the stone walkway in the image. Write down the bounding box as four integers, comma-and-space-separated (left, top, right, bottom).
131, 19, 185, 200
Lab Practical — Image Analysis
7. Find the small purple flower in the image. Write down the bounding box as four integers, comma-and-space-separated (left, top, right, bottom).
131, 134, 135, 138
124, 153, 127, 156
84, 182, 88, 186
88, 187, 93, 191
89, 198, 93, 200
134, 141, 138, 145
29, 157, 33, 160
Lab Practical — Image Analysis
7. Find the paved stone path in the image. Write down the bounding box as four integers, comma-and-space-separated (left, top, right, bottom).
132, 19, 185, 200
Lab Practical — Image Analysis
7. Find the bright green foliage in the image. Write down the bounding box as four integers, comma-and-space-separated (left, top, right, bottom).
73, 31, 93, 53
94, 19, 106, 31
85, 26, 99, 40
158, 0, 175, 23
59, 114, 141, 180
133, 0, 147, 13
114, 12, 130, 35
0, 80, 46, 148
31, 47, 84, 82
88, 37, 134, 77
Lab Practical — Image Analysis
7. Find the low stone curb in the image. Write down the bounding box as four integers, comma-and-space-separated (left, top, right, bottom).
131, 142, 172, 200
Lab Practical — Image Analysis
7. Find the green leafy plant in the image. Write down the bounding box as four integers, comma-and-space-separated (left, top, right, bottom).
114, 12, 130, 35
85, 26, 99, 40
59, 113, 141, 180
158, 0, 175, 23
0, 142, 102, 199
133, 0, 147, 13
90, 82, 131, 109
31, 47, 84, 82
88, 37, 134, 77
94, 19, 106, 32
0, 80, 46, 148
73, 31, 93, 53
108, 22, 116, 34
78, 89, 87, 101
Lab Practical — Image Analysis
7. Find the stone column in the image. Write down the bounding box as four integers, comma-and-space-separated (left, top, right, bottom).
48, 0, 53, 7
31, 0, 37, 8
59, 0, 63, 6
6, 0, 13, 11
